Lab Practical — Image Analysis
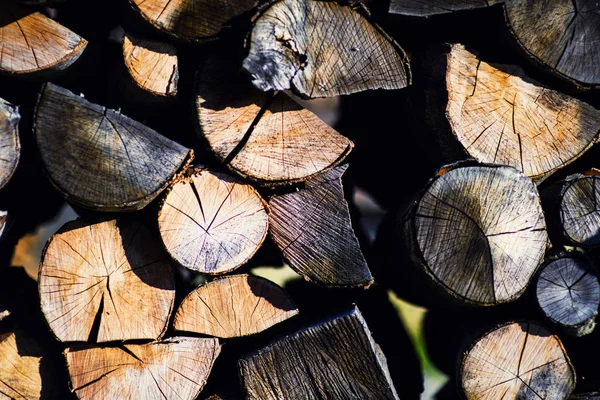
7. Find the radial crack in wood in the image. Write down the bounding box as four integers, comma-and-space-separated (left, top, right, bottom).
0, 97, 20, 191
408, 163, 548, 305
123, 33, 178, 98
537, 256, 600, 336
504, 0, 600, 88
196, 55, 353, 185
65, 337, 220, 400
174, 274, 298, 338
389, 0, 503, 16
443, 44, 600, 181
39, 219, 175, 342
461, 321, 575, 399
269, 165, 373, 287
128, 0, 259, 42
35, 83, 193, 212
0, 4, 87, 75
158, 168, 269, 275
0, 330, 55, 399
239, 306, 399, 399
559, 172, 600, 247
243, 0, 411, 98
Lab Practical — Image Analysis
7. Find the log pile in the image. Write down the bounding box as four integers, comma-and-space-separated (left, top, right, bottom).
0, 0, 599, 399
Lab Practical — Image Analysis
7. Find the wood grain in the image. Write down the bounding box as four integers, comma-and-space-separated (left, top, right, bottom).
0, 97, 20, 191
560, 173, 600, 247
390, 0, 503, 16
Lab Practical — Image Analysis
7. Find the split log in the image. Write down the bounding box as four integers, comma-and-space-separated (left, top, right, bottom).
269, 165, 373, 287
389, 0, 503, 16
239, 306, 399, 399
421, 43, 600, 182
461, 321, 575, 399
158, 168, 269, 274
39, 218, 175, 342
0, 330, 55, 399
195, 54, 353, 185
174, 274, 298, 338
243, 0, 411, 98
537, 255, 599, 336
0, 210, 7, 240
128, 0, 258, 42
122, 33, 178, 99
34, 83, 193, 212
504, 0, 600, 88
65, 337, 220, 400
0, 97, 20, 190
0, 4, 87, 76
402, 163, 548, 306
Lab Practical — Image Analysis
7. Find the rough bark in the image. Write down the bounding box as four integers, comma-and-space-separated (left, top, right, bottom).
537, 255, 599, 336
404, 163, 548, 306
195, 54, 353, 185
269, 165, 373, 287
461, 321, 575, 399
239, 306, 399, 399
122, 33, 178, 99
423, 43, 600, 182
0, 97, 20, 191
158, 168, 269, 274
34, 83, 193, 212
0, 210, 7, 240
128, 0, 259, 42
65, 337, 220, 400
0, 4, 87, 75
174, 274, 298, 338
504, 0, 600, 88
243, 0, 411, 98
39, 218, 175, 342
389, 0, 503, 16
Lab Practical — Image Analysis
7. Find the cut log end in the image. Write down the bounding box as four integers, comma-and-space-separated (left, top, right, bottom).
39, 218, 175, 343
35, 83, 193, 212
269, 165, 373, 288
123, 34, 178, 98
0, 97, 20, 191
410, 164, 547, 305
239, 306, 399, 399
65, 337, 220, 400
537, 256, 600, 336
243, 0, 411, 98
174, 274, 298, 338
560, 174, 600, 247
0, 4, 87, 75
504, 0, 600, 88
461, 321, 575, 399
389, 0, 503, 16
158, 168, 269, 275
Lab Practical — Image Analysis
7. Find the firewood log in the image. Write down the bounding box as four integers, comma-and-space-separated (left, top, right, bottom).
419, 43, 600, 182
127, 0, 259, 42
195, 54, 353, 185
158, 168, 269, 274
174, 274, 298, 338
0, 210, 8, 240
0, 97, 20, 190
389, 0, 503, 16
0, 4, 87, 76
39, 218, 175, 342
64, 337, 220, 400
504, 0, 600, 89
239, 306, 399, 399
122, 33, 178, 99
401, 162, 548, 306
461, 321, 575, 400
268, 165, 373, 287
536, 255, 599, 336
34, 83, 193, 212
243, 0, 411, 98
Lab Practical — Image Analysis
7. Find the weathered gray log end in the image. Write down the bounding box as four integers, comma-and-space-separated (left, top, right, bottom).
559, 171, 600, 247
405, 163, 548, 306
461, 321, 575, 399
268, 165, 373, 288
537, 255, 600, 336
389, 0, 503, 16
504, 0, 600, 88
239, 306, 399, 399
0, 97, 20, 191
243, 0, 411, 98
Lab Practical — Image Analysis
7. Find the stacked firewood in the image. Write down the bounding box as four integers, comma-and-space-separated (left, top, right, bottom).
0, 0, 599, 399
